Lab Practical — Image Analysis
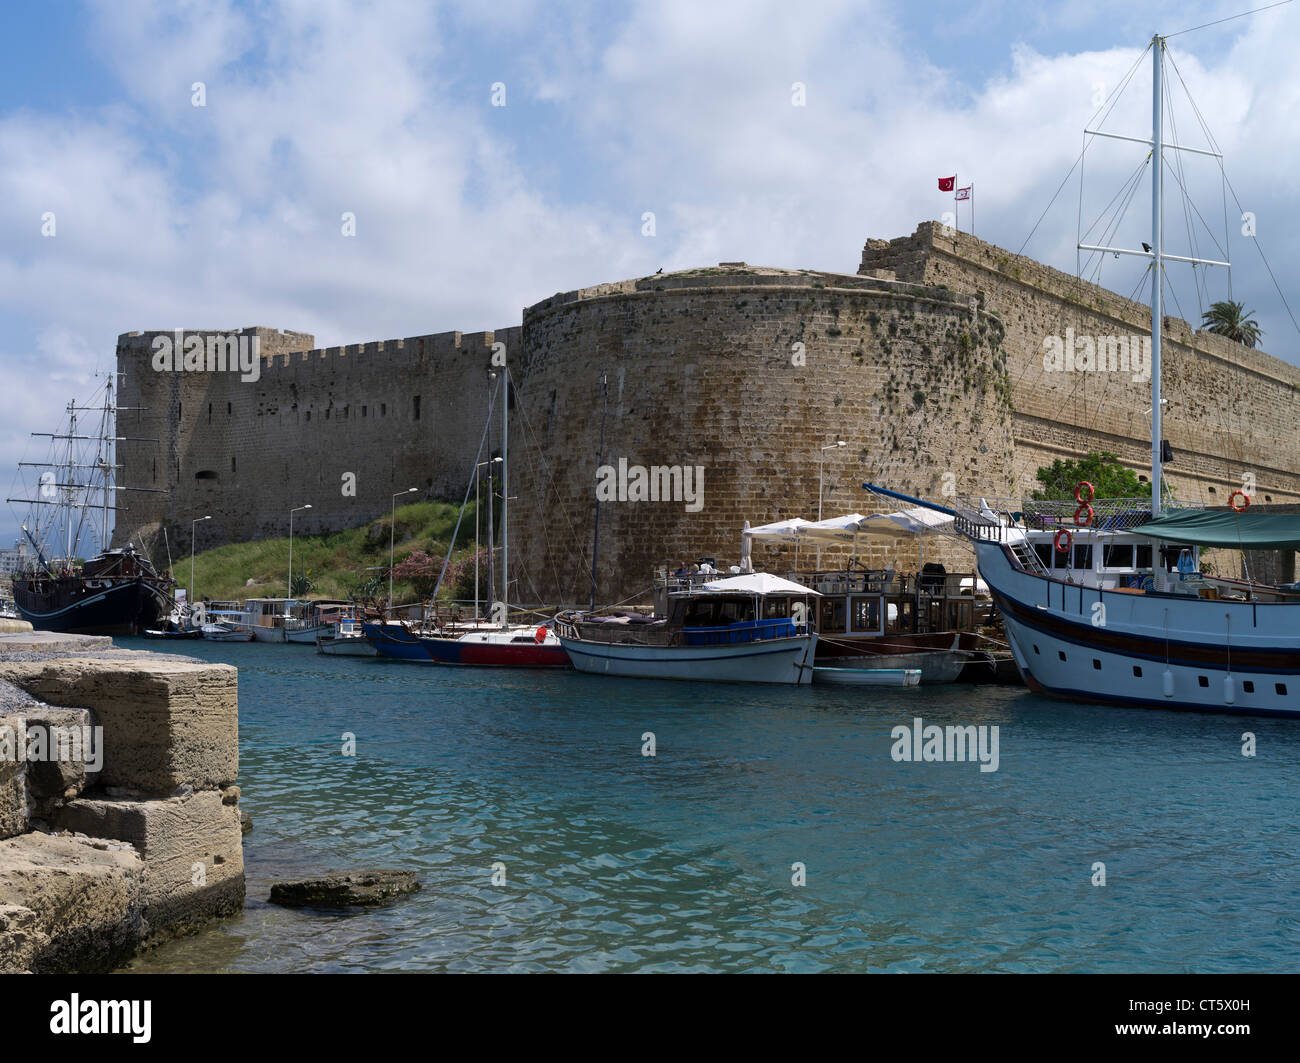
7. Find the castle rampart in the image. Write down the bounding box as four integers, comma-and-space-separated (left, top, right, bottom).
113, 225, 1300, 604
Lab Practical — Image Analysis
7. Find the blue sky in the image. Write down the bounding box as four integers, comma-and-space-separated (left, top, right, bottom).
2, 0, 1297, 548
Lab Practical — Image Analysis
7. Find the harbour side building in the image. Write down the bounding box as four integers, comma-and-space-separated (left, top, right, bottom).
113, 222, 1300, 604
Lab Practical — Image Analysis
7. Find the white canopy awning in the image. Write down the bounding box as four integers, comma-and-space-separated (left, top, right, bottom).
699, 572, 821, 596
765, 508, 953, 542
743, 517, 816, 540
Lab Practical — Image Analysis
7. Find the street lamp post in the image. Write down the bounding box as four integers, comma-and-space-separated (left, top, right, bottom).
389, 488, 417, 614
288, 504, 311, 601
190, 515, 211, 624
816, 440, 846, 570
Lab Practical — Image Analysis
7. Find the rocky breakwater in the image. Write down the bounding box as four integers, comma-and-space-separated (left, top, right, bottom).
0, 631, 244, 972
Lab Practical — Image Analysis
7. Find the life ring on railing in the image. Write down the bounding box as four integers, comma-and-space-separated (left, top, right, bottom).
1074, 503, 1094, 527
534, 625, 548, 643
1229, 489, 1251, 513
1054, 529, 1073, 553
1075, 480, 1095, 504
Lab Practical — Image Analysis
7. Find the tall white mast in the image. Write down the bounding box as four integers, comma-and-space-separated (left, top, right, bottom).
1150, 34, 1164, 516
500, 363, 509, 626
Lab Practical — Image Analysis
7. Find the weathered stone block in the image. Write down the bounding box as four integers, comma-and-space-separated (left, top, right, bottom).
23, 706, 98, 807
0, 657, 237, 794
0, 712, 26, 840
51, 790, 245, 940
0, 904, 47, 972
0, 833, 144, 973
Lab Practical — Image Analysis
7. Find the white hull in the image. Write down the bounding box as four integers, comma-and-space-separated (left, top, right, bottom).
286, 624, 332, 644
974, 539, 1300, 717
558, 633, 818, 685
317, 634, 377, 656
813, 666, 922, 687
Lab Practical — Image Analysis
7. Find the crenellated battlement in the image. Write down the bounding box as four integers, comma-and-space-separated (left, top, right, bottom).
112, 224, 1300, 604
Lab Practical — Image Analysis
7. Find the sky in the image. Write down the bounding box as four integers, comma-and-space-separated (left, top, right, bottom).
2, 0, 1298, 548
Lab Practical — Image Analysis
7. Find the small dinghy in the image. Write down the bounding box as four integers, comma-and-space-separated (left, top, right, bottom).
812, 666, 922, 687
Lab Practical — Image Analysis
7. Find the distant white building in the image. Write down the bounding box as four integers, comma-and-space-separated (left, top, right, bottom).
0, 538, 33, 578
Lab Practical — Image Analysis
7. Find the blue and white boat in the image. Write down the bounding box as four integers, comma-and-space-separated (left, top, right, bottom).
556, 572, 819, 685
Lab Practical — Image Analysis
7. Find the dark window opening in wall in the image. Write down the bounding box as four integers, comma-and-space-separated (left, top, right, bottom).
195, 470, 219, 482
325, 408, 330, 420
342, 406, 348, 419
1208, 486, 1217, 495
231, 456, 236, 474
1266, 494, 1273, 502
152, 458, 157, 484
381, 403, 387, 416
413, 395, 421, 420
305, 411, 311, 422
208, 403, 212, 424
227, 402, 232, 416
362, 406, 367, 417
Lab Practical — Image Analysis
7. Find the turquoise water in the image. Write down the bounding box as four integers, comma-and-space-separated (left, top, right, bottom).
119, 639, 1300, 973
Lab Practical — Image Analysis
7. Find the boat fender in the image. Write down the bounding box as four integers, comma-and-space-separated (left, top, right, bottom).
1162, 669, 1174, 698
1054, 529, 1072, 553
1228, 489, 1250, 513
1223, 674, 1236, 705
1074, 480, 1096, 504
1073, 503, 1094, 527
534, 626, 548, 643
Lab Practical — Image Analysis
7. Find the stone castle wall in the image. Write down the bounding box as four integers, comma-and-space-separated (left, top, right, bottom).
859, 222, 1300, 508
112, 224, 1300, 605
115, 325, 519, 554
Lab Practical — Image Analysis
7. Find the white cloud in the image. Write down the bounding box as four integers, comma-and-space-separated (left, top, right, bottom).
2, 0, 1298, 543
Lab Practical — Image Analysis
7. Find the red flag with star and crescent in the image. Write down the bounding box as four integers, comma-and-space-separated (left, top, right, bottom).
938, 176, 955, 191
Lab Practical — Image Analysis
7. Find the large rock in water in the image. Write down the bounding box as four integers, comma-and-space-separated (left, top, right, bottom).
269, 870, 421, 908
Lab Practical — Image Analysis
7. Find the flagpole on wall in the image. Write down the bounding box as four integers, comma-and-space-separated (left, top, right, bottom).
954, 172, 959, 233
971, 182, 975, 237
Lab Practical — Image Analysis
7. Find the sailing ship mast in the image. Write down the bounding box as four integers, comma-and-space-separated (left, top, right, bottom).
1077, 34, 1232, 516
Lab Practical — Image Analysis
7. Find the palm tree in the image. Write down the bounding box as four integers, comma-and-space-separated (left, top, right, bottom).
1201, 300, 1263, 348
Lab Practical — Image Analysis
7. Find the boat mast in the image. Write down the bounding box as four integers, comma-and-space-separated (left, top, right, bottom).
486, 372, 496, 617
65, 401, 75, 562
501, 363, 509, 627
1150, 33, 1164, 517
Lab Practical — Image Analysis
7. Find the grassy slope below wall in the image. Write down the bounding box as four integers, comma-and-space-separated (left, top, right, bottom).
175, 500, 480, 603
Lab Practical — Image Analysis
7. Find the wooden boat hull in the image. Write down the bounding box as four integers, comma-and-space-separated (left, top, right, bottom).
12, 575, 171, 636
558, 633, 817, 685
317, 634, 377, 656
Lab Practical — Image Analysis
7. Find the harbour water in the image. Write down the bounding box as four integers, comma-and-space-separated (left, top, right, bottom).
121, 639, 1300, 973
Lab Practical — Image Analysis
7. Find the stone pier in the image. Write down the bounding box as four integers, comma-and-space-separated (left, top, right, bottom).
0, 631, 244, 973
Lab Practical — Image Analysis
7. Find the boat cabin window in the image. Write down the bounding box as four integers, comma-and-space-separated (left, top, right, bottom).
762, 597, 790, 619
1034, 543, 1053, 569
1135, 545, 1152, 569
886, 598, 914, 633
849, 596, 880, 633
819, 597, 846, 633
684, 598, 754, 626
1102, 544, 1133, 568
1072, 545, 1093, 570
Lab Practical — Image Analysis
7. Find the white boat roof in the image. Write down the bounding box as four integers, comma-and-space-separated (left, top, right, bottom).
698, 572, 822, 596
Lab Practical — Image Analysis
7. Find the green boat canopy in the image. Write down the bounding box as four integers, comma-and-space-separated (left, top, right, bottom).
1137, 509, 1300, 550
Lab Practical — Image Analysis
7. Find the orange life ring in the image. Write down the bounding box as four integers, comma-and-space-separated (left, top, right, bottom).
1074, 503, 1094, 527
1054, 529, 1073, 554
534, 625, 548, 643
1229, 489, 1250, 513
1075, 480, 1095, 503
